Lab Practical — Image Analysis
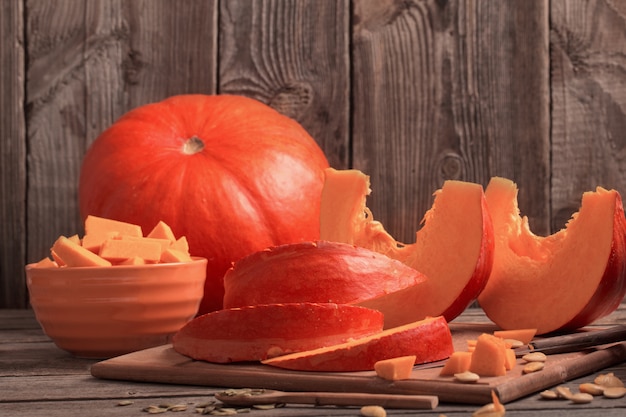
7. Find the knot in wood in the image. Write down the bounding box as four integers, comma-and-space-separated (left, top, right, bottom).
269, 82, 313, 120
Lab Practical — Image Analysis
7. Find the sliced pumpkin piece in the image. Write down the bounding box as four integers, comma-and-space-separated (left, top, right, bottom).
439, 351, 473, 376
173, 303, 385, 363
320, 168, 494, 327
223, 241, 427, 308
262, 316, 453, 372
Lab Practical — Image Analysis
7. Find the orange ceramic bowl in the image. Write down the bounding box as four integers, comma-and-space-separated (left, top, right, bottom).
25, 257, 207, 359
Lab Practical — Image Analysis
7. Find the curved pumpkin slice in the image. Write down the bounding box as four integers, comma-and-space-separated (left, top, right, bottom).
320, 168, 494, 326
223, 241, 427, 309
172, 303, 384, 363
261, 316, 453, 372
478, 177, 626, 334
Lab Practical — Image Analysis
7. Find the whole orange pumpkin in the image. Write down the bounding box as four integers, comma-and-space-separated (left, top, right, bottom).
79, 94, 329, 314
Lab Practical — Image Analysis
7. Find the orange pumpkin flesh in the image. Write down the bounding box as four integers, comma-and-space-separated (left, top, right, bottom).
222, 241, 427, 308
439, 351, 473, 376
261, 316, 453, 372
492, 328, 537, 345
320, 168, 494, 326
374, 355, 417, 381
78, 95, 329, 314
172, 303, 384, 363
478, 177, 626, 334
468, 333, 508, 377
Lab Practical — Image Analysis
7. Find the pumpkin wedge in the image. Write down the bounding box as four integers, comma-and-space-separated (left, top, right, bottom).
223, 241, 427, 308
478, 177, 626, 334
320, 168, 494, 326
172, 303, 384, 363
261, 316, 453, 372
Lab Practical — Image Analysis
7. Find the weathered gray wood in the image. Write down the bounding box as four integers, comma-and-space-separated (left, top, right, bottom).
3, 0, 626, 309
0, 0, 27, 308
351, 0, 550, 243
550, 0, 626, 231
23, 0, 218, 292
218, 0, 350, 169
2, 309, 625, 416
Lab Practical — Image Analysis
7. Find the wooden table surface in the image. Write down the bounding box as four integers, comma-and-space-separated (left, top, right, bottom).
2, 306, 625, 417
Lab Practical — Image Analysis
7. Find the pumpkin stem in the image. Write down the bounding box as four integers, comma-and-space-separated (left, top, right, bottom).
183, 136, 205, 155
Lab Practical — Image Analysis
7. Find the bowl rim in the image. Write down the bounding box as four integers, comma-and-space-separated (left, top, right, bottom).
25, 256, 207, 272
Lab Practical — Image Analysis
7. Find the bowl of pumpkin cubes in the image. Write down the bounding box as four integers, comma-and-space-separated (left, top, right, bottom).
25, 215, 207, 358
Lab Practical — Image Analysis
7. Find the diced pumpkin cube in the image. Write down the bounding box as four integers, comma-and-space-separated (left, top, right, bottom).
67, 234, 81, 245
84, 215, 143, 238
469, 333, 507, 377
161, 248, 193, 263
50, 250, 65, 266
374, 355, 416, 381
99, 237, 162, 263
439, 351, 473, 376
81, 231, 119, 253
170, 235, 190, 254
52, 236, 112, 267
147, 220, 177, 241
117, 256, 147, 266
117, 235, 172, 252
33, 257, 58, 268
504, 348, 517, 371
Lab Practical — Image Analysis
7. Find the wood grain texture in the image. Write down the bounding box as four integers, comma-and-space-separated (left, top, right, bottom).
0, 0, 27, 308
351, 0, 550, 243
219, 0, 350, 168
550, 0, 626, 230
2, 0, 626, 308
23, 0, 218, 305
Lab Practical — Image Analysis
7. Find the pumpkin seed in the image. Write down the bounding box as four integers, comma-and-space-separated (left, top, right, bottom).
454, 371, 480, 383
252, 404, 277, 410
504, 338, 524, 348
556, 386, 574, 400
117, 400, 134, 406
603, 386, 626, 399
360, 405, 387, 417
522, 352, 547, 362
523, 361, 544, 373
579, 382, 605, 396
167, 404, 188, 412
143, 405, 168, 414
594, 372, 624, 388
570, 392, 594, 404
210, 408, 238, 416
539, 389, 558, 399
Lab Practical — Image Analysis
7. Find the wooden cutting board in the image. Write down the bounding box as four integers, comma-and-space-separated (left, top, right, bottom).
90, 323, 626, 405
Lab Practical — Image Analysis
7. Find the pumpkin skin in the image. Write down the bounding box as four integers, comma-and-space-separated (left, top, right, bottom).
78, 94, 329, 314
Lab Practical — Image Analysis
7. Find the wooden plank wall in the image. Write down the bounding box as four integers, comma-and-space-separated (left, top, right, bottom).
1, 0, 625, 309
